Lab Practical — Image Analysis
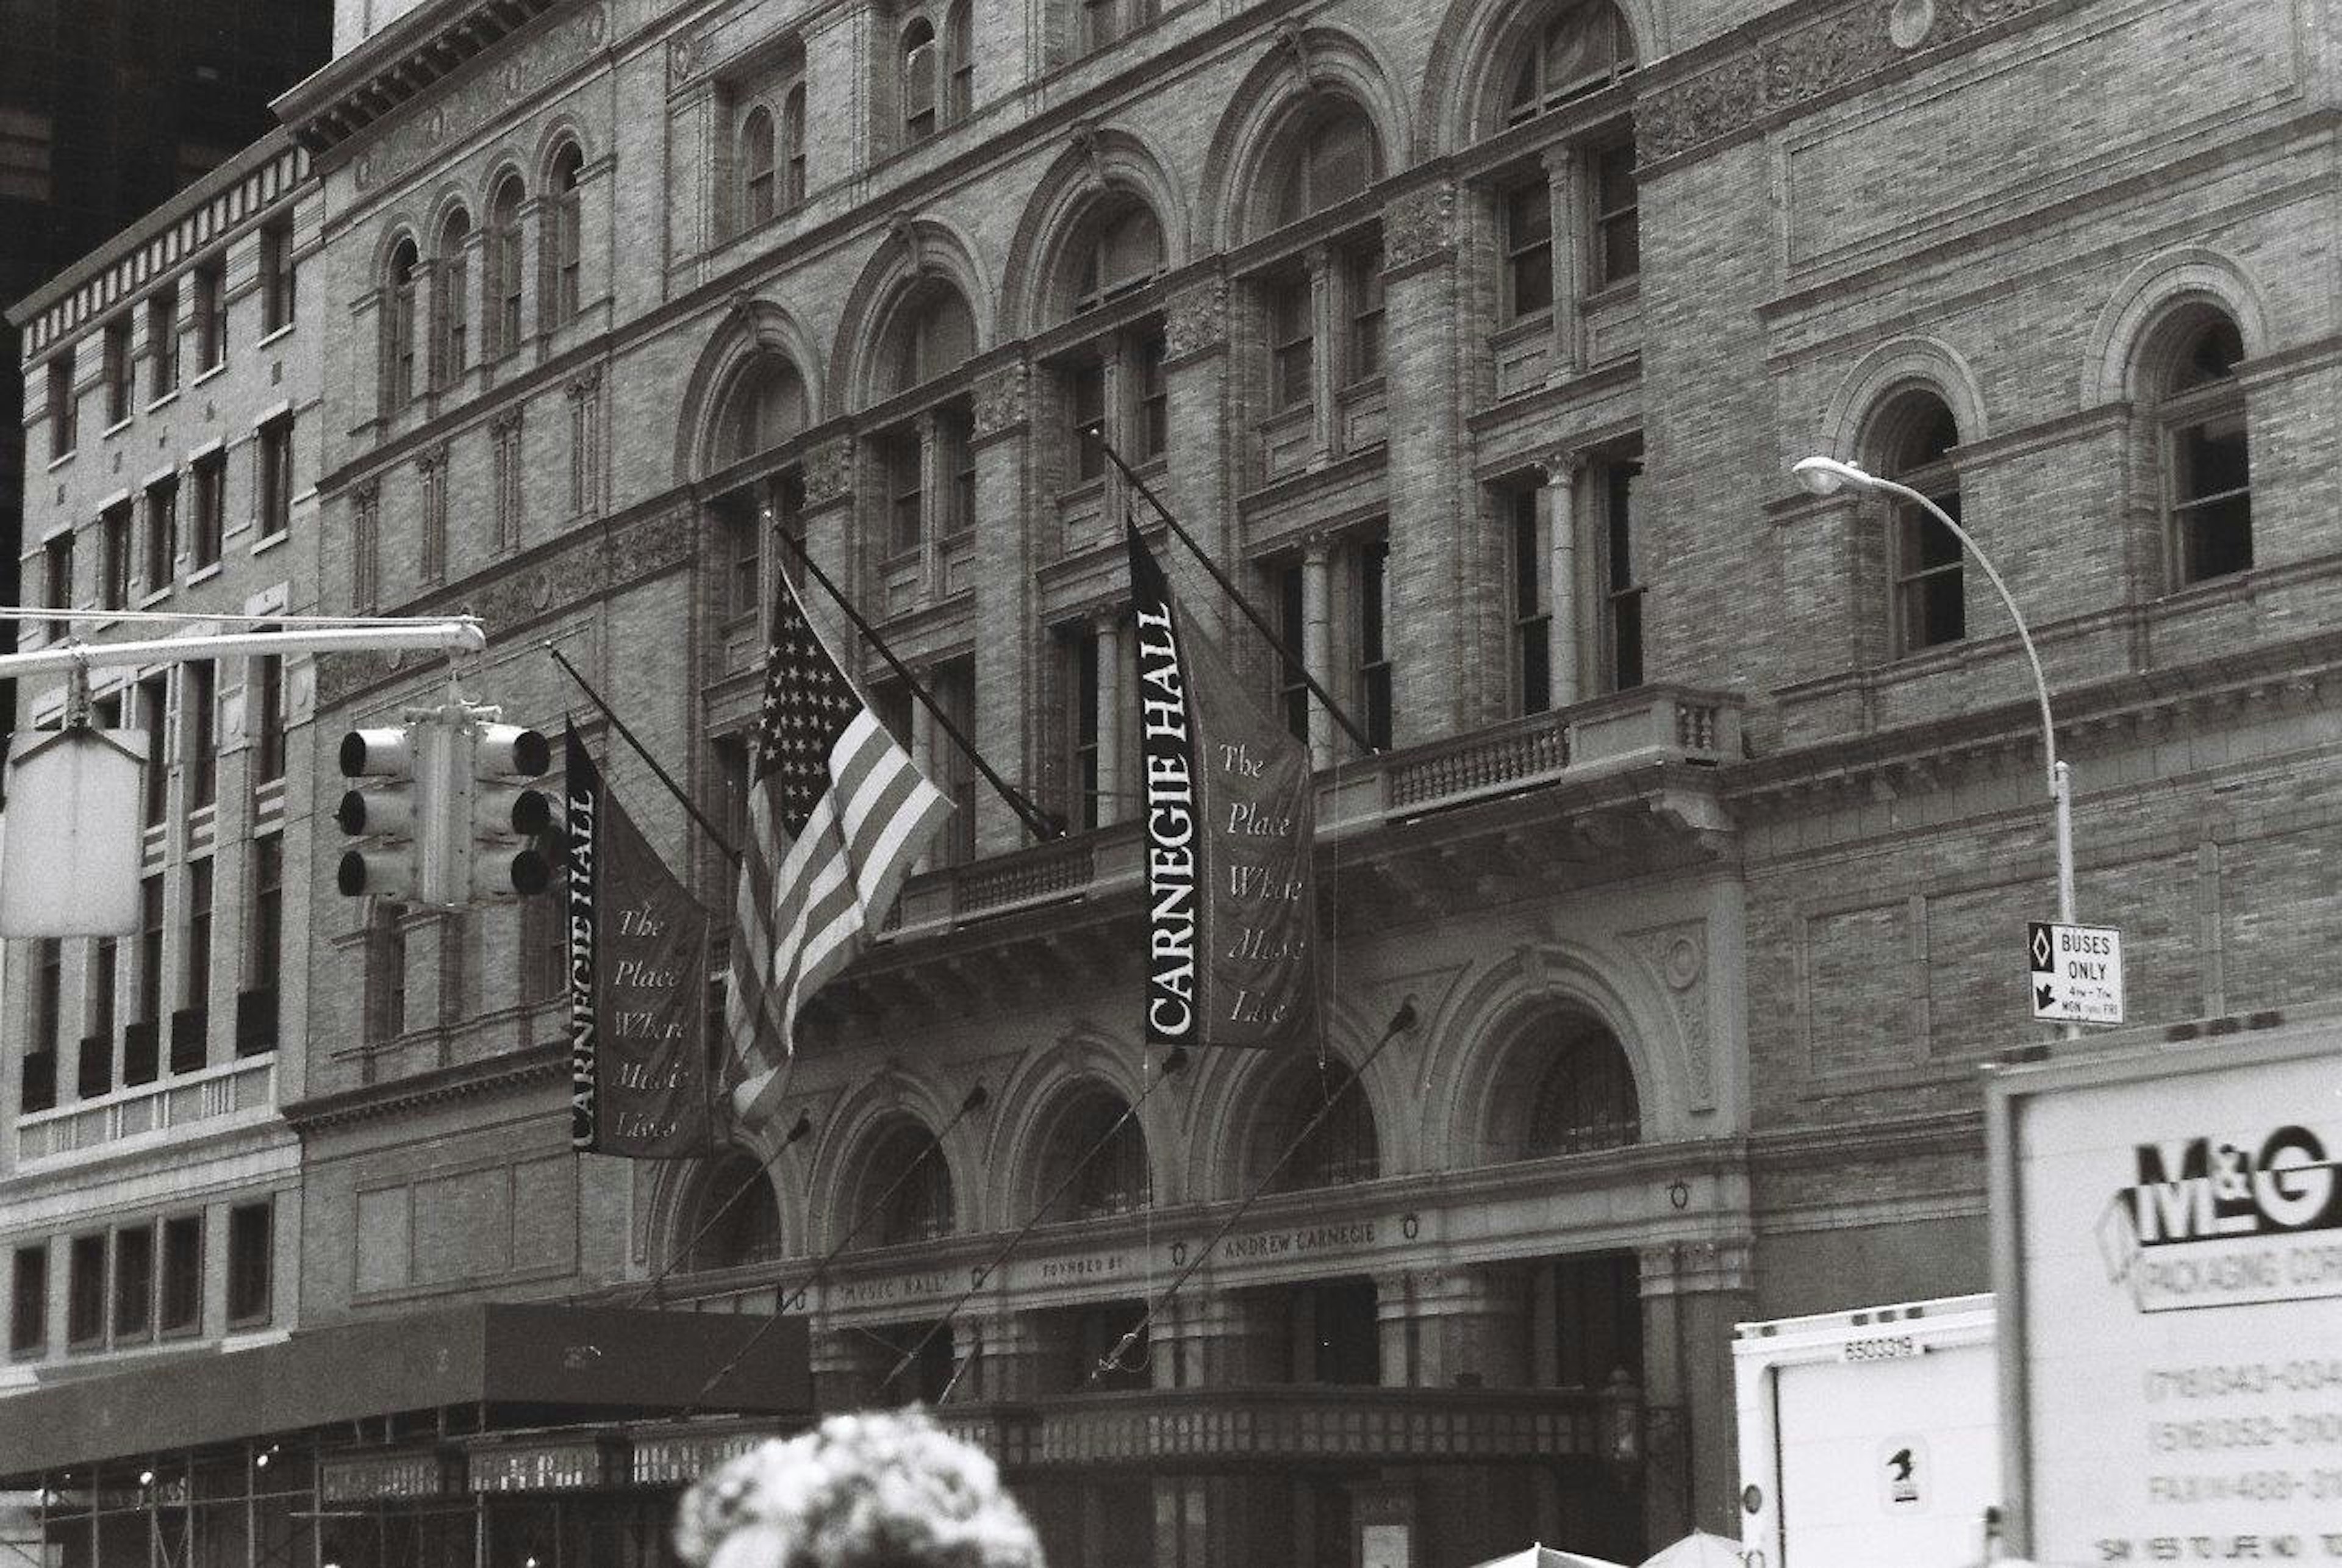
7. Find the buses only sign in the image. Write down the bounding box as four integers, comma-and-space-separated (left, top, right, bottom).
2029, 921, 2124, 1025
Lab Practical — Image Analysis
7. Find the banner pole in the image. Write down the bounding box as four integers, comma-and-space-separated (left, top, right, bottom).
545, 643, 739, 861
1089, 428, 1381, 757
770, 528, 1064, 843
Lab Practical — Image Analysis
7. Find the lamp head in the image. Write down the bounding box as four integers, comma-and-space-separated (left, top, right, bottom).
1793, 455, 1875, 497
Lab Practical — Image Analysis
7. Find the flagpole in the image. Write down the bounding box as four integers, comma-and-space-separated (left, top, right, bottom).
878, 1049, 1189, 1395
1090, 997, 1419, 1383
768, 526, 1065, 843
545, 643, 741, 861
1087, 428, 1381, 758
678, 1083, 992, 1417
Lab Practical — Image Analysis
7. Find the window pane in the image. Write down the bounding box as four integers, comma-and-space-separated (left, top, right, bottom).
113, 1224, 153, 1340
227, 1201, 273, 1325
160, 1215, 201, 1333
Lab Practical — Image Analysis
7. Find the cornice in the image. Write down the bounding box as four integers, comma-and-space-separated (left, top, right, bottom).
273, 0, 569, 160
1746, 1106, 1984, 1170
282, 1042, 567, 1132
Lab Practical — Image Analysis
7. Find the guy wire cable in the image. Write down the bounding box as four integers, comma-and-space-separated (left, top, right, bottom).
878, 1048, 1190, 1394
679, 1081, 992, 1417
1090, 993, 1418, 1383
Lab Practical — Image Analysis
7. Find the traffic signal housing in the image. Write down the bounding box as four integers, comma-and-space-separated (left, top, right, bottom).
335, 724, 425, 901
460, 721, 554, 901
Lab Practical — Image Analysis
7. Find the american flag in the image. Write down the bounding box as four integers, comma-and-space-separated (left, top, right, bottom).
725, 575, 952, 1127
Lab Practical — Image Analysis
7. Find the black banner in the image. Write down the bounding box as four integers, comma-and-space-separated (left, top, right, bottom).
567, 726, 715, 1156
1126, 518, 1317, 1049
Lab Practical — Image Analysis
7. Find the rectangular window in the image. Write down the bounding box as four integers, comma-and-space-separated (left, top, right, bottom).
9, 1245, 46, 1357
2172, 406, 2252, 584
263, 221, 296, 333
1592, 143, 1639, 289
185, 857, 213, 1014
1083, 0, 1122, 51
66, 1233, 105, 1347
187, 662, 217, 807
1356, 535, 1392, 751
148, 284, 179, 399
723, 497, 761, 618
556, 192, 582, 323
112, 1224, 154, 1342
1276, 562, 1309, 744
1893, 489, 1966, 654
1133, 334, 1168, 461
43, 532, 73, 641
254, 652, 285, 784
190, 450, 225, 568
227, 1201, 273, 1327
137, 873, 165, 1026
257, 417, 293, 539
518, 879, 568, 1008
159, 1215, 202, 1335
1511, 487, 1552, 714
1068, 360, 1106, 481
143, 475, 177, 594
932, 659, 977, 867
940, 407, 975, 538
442, 246, 468, 381
1345, 245, 1384, 382
886, 431, 923, 555
1602, 460, 1644, 690
89, 937, 118, 1045
1268, 275, 1313, 412
249, 837, 283, 995
140, 676, 170, 826
48, 349, 76, 457
1070, 626, 1101, 831
100, 503, 131, 610
1504, 182, 1554, 320
367, 914, 406, 1044
104, 317, 132, 424
194, 257, 227, 371
33, 937, 62, 1056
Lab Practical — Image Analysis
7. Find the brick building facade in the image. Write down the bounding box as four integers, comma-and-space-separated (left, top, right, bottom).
9, 0, 2340, 1564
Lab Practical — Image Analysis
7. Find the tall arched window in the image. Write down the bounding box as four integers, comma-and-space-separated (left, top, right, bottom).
1072, 202, 1165, 317
901, 18, 939, 143
1255, 1056, 1379, 1194
686, 1153, 784, 1270
1505, 1, 1636, 126
384, 235, 419, 410
782, 85, 808, 207
856, 1119, 955, 1245
1272, 103, 1379, 229
890, 284, 976, 393
715, 352, 809, 469
435, 207, 470, 385
944, 1, 972, 122
2154, 307, 2251, 585
742, 107, 777, 229
1036, 1089, 1150, 1222
1870, 389, 1964, 655
545, 140, 584, 328
488, 174, 525, 360
1525, 1020, 1639, 1156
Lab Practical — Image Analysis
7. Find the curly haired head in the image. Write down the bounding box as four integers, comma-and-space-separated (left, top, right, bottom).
675, 1410, 1045, 1568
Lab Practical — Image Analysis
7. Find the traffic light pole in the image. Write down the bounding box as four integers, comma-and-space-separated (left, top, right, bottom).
0, 619, 485, 681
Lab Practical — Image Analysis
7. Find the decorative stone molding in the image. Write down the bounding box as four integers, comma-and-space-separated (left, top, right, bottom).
1162, 274, 1228, 360
1636, 0, 2052, 165
1623, 919, 1713, 1112
1533, 448, 1586, 485
800, 434, 855, 506
413, 442, 449, 478
1381, 182, 1457, 271
489, 405, 525, 440
565, 363, 604, 403
971, 362, 1030, 439
668, 26, 718, 90
352, 4, 608, 192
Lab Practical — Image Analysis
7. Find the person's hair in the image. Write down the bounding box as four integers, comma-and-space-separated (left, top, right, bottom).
675, 1409, 1045, 1568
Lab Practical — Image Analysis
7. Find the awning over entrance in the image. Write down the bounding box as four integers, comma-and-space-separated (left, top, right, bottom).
0, 1302, 810, 1480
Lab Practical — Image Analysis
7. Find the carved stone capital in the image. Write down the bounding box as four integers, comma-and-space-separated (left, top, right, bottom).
566, 363, 604, 401
1162, 274, 1228, 360
414, 442, 450, 478
351, 478, 381, 510
1534, 448, 1586, 485
971, 361, 1030, 439
1382, 181, 1456, 271
490, 406, 525, 440
801, 435, 854, 506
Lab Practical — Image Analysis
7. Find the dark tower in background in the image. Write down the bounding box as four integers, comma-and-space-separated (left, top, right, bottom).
0, 0, 331, 740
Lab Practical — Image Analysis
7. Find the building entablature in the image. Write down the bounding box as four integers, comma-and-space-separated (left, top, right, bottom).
273, 0, 570, 160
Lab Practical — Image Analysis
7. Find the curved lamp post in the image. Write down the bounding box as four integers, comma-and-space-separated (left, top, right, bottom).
1793, 456, 2077, 1029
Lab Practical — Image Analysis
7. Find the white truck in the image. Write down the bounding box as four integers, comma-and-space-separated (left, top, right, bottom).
1732, 1292, 2000, 1568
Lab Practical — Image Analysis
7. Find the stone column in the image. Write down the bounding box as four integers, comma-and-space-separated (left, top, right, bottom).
1376, 1264, 1530, 1389
348, 291, 384, 431
1153, 1291, 1280, 1389
1159, 273, 1237, 644
1303, 245, 1336, 469
515, 196, 547, 357
796, 435, 858, 665
1543, 146, 1588, 382
909, 669, 937, 873
453, 223, 487, 391
1638, 1239, 1755, 1544
1539, 449, 1585, 709
1379, 180, 1466, 743
969, 361, 1036, 856
1300, 536, 1333, 770
575, 152, 617, 322
1092, 612, 1123, 826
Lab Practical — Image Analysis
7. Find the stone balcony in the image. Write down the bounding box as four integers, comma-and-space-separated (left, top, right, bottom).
16, 1050, 278, 1167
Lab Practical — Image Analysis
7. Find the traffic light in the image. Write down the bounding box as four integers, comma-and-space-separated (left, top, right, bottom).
459, 720, 554, 901
335, 723, 426, 901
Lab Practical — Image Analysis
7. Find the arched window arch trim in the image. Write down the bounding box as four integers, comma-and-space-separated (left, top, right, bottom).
381, 231, 422, 412
678, 1150, 787, 1271
997, 126, 1187, 340
1857, 381, 1966, 658
2137, 301, 2252, 587
1022, 1079, 1153, 1223
828, 217, 994, 420
673, 297, 830, 485
1194, 27, 1413, 253
843, 1112, 959, 1248
432, 205, 472, 386
1499, 0, 1638, 129
540, 135, 587, 330
740, 105, 778, 231
1416, 0, 1659, 154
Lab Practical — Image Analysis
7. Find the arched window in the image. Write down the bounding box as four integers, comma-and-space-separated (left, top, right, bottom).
545, 140, 584, 328
742, 107, 777, 229
715, 352, 810, 469
687, 1153, 784, 1270
890, 283, 976, 394
1505, 1, 1636, 126
902, 18, 939, 143
1272, 102, 1379, 229
782, 85, 808, 207
1036, 1089, 1150, 1222
1071, 201, 1165, 317
944, 1, 972, 123
1871, 388, 1964, 655
2155, 308, 2251, 585
488, 174, 525, 360
1524, 1018, 1639, 1156
384, 235, 419, 410
858, 1119, 955, 1245
1255, 1056, 1379, 1194
435, 207, 470, 384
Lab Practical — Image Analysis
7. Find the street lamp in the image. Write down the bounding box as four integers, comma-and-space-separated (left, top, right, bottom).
1792, 456, 2078, 1031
